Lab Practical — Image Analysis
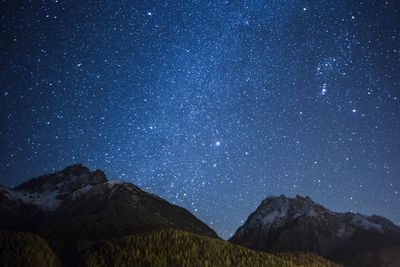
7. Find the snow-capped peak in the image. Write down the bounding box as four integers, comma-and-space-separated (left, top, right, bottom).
7, 188, 61, 211
254, 195, 321, 227
350, 213, 384, 232
231, 194, 394, 250
5, 164, 108, 211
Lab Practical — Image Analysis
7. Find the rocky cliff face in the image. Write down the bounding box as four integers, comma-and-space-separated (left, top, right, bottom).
229, 195, 400, 264
0, 165, 217, 263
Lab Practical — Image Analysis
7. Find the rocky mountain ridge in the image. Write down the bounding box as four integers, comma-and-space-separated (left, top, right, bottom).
230, 194, 400, 264
1, 164, 217, 236
0, 165, 217, 265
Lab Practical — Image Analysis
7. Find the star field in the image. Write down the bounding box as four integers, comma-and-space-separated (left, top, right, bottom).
1, 0, 399, 238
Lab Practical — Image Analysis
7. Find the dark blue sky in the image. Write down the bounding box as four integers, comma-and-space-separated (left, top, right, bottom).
1, 0, 399, 238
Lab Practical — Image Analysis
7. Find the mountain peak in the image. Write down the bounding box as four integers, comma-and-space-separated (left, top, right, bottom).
261, 194, 314, 205
230, 194, 400, 263
13, 164, 107, 193
5, 164, 108, 211
1, 165, 218, 241
62, 164, 90, 175
240, 195, 323, 234
263, 194, 313, 201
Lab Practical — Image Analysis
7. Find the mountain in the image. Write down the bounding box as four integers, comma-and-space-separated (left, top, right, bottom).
230, 195, 400, 265
0, 164, 216, 237
0, 166, 342, 267
0, 164, 217, 263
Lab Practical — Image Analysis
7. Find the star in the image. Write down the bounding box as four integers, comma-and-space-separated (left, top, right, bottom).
320, 84, 327, 95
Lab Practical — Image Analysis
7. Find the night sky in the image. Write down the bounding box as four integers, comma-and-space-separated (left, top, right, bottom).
1, 0, 399, 238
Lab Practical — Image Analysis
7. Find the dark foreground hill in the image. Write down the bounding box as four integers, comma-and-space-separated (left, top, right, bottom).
0, 230, 59, 267
230, 195, 400, 266
0, 228, 342, 267
78, 229, 342, 267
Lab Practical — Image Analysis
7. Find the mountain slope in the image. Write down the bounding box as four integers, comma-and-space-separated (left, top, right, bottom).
0, 165, 217, 264
0, 164, 216, 239
81, 229, 342, 267
230, 195, 400, 264
348, 247, 400, 267
0, 167, 342, 267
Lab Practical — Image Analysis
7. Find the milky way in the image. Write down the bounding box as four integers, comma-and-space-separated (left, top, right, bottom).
1, 0, 399, 238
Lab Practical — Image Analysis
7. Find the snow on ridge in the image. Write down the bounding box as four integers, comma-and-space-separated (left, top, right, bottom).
8, 189, 61, 211
337, 224, 347, 238
106, 181, 127, 198
70, 184, 94, 200
254, 198, 290, 227
351, 214, 384, 232
4, 175, 96, 211
1, 173, 128, 211
3, 179, 129, 211
106, 180, 127, 185
260, 211, 281, 225
78, 184, 93, 193
250, 196, 323, 229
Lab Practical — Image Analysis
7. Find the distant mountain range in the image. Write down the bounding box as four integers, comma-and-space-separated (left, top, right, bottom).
0, 165, 399, 266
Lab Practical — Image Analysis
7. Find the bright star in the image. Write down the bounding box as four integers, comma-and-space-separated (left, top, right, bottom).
320, 84, 327, 95
215, 141, 221, 146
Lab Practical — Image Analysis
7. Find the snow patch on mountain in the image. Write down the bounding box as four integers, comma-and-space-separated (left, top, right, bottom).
351, 214, 384, 233
106, 180, 126, 185
336, 223, 357, 239
70, 184, 94, 200
8, 189, 61, 211
260, 210, 281, 225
